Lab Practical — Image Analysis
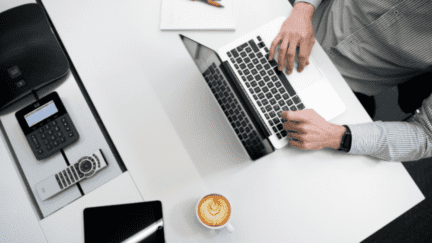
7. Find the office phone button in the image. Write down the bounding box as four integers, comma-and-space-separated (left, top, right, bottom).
38, 149, 43, 155
38, 128, 44, 133
46, 145, 52, 151
53, 141, 59, 147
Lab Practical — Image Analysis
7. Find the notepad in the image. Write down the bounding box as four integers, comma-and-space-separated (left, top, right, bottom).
160, 0, 235, 30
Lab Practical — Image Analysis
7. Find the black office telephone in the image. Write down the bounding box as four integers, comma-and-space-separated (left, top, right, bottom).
0, 3, 69, 111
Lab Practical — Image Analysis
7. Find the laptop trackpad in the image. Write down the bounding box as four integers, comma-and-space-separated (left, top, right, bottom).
298, 80, 346, 121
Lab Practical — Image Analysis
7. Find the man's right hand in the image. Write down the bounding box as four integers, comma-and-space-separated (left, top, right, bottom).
269, 2, 316, 74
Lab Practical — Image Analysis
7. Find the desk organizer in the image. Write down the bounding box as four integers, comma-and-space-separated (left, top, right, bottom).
0, 73, 126, 220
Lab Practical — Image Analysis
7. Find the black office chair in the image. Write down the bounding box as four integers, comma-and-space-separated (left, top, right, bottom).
398, 71, 432, 121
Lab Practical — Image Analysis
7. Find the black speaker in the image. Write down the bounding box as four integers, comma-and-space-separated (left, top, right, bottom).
0, 3, 69, 111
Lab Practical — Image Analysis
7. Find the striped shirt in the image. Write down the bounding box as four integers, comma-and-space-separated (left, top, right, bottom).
291, 0, 432, 162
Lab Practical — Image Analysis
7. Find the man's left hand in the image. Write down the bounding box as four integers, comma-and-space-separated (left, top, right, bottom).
281, 109, 347, 150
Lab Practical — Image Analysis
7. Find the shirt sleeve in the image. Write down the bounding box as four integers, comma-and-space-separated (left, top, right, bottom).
293, 0, 323, 10
347, 93, 432, 162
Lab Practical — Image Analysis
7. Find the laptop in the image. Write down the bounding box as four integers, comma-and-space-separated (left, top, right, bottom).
180, 16, 345, 161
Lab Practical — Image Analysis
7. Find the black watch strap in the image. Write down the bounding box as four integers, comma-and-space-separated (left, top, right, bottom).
338, 125, 351, 152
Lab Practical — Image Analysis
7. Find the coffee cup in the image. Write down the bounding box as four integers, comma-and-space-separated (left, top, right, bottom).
196, 193, 235, 233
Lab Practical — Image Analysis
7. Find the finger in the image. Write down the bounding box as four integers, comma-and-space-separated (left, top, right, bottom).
306, 60, 310, 65
297, 41, 309, 72
285, 40, 298, 74
269, 35, 281, 61
289, 139, 303, 149
278, 37, 290, 71
281, 110, 304, 123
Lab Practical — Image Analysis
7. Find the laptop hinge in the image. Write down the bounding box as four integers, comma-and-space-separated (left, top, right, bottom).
220, 61, 271, 139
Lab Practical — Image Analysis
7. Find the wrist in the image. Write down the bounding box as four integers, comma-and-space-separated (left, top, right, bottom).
293, 2, 315, 20
328, 124, 346, 150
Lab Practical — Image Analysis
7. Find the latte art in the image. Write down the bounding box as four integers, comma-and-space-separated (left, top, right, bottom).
198, 194, 231, 226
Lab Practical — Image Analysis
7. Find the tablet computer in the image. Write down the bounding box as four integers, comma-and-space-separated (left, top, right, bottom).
83, 200, 165, 243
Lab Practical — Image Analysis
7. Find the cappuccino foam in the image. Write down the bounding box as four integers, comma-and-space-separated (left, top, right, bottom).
198, 194, 231, 227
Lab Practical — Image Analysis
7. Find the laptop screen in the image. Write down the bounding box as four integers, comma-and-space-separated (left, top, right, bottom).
180, 35, 274, 161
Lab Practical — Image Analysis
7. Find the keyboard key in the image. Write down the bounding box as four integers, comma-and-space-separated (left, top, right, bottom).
240, 52, 247, 57
282, 106, 289, 111
244, 57, 251, 63
290, 105, 297, 111
265, 113, 270, 119
264, 64, 271, 70
249, 88, 254, 94
277, 124, 284, 131
260, 70, 266, 76
236, 58, 243, 63
246, 47, 252, 53
275, 94, 282, 100
267, 70, 274, 76
278, 100, 285, 106
260, 58, 267, 64
279, 87, 286, 94
273, 118, 280, 124
265, 105, 272, 112
287, 99, 293, 106
275, 82, 282, 88
262, 87, 269, 93
271, 76, 278, 81
244, 69, 250, 75
254, 87, 261, 93
227, 52, 232, 57
245, 82, 250, 88
293, 96, 301, 104
238, 70, 243, 75
277, 133, 282, 139
261, 107, 266, 113
242, 76, 247, 81
266, 93, 272, 99
283, 93, 289, 100
240, 63, 246, 69
269, 111, 276, 118
258, 42, 265, 48
281, 130, 288, 137
257, 52, 263, 58
249, 53, 256, 59
272, 127, 278, 133
265, 47, 269, 53
231, 49, 239, 58
255, 75, 262, 81
253, 94, 258, 100
251, 69, 258, 75
258, 81, 265, 87
252, 59, 259, 64
269, 120, 274, 126
264, 76, 270, 82
297, 103, 305, 110
250, 81, 257, 87
270, 99, 276, 105
237, 43, 248, 52
247, 75, 254, 81
257, 36, 262, 41
273, 105, 280, 111
257, 101, 262, 106
235, 64, 239, 69
262, 99, 269, 105
248, 40, 259, 52
247, 63, 254, 69
231, 58, 235, 63
271, 88, 278, 94
256, 64, 263, 70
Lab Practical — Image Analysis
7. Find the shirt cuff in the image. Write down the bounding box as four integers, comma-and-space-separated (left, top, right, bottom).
293, 0, 322, 10
346, 122, 380, 155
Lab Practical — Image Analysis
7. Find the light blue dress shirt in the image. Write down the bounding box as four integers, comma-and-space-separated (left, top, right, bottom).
290, 0, 432, 162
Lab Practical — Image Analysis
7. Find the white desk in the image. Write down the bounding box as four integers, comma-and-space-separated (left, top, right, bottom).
1, 0, 425, 242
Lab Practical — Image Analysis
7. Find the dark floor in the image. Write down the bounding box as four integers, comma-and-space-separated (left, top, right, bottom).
357, 87, 432, 243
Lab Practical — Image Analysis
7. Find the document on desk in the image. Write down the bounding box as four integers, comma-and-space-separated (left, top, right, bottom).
160, 0, 235, 30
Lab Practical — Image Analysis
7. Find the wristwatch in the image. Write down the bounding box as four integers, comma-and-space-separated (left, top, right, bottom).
338, 125, 351, 152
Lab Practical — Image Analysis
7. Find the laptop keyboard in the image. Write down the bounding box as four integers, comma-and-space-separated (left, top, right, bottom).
203, 63, 266, 154
227, 36, 305, 140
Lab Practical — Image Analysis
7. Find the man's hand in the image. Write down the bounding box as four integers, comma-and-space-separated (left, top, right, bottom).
269, 2, 316, 74
281, 109, 346, 150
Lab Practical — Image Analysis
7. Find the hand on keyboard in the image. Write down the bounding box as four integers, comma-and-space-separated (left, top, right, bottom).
281, 109, 346, 150
268, 2, 315, 74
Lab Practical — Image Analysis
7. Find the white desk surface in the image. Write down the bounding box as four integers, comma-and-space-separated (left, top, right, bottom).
7, 0, 424, 242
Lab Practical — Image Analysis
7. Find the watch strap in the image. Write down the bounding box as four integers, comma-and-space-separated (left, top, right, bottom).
338, 125, 351, 152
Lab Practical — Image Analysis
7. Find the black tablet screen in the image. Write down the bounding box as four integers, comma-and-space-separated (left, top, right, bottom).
84, 201, 164, 243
